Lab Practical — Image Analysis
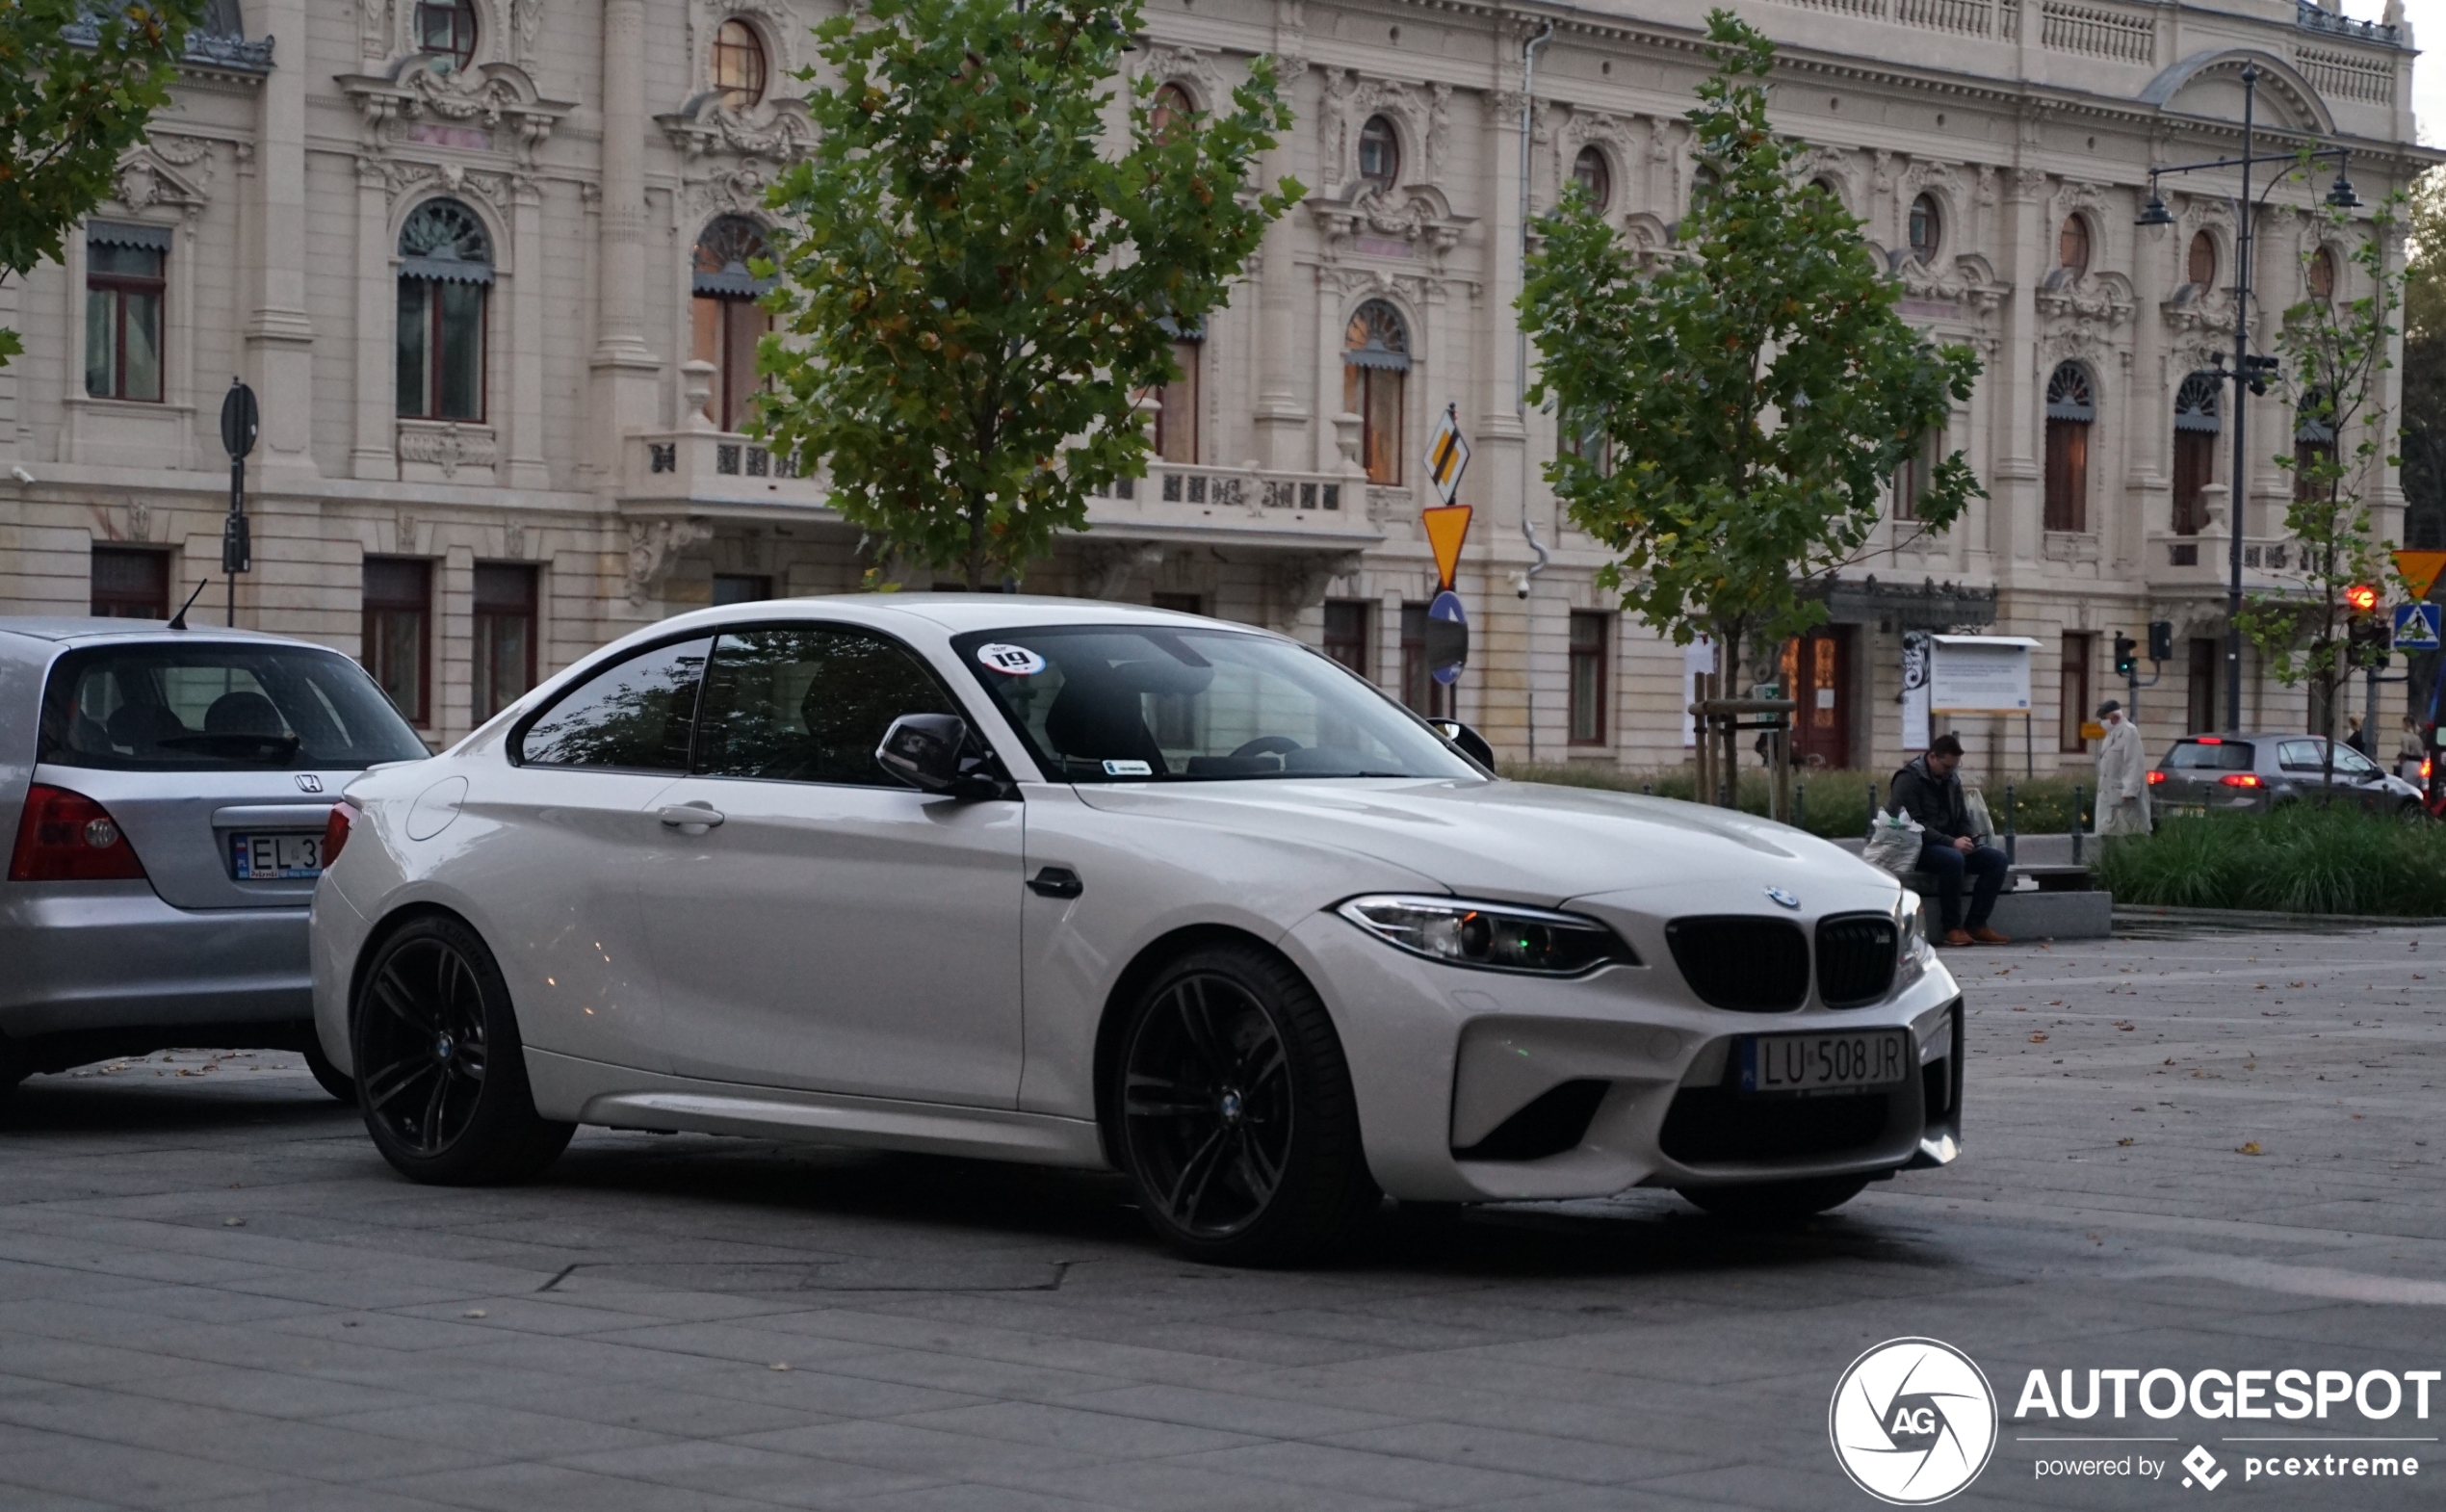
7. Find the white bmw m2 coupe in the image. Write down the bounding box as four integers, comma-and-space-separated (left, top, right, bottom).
311, 596, 1963, 1264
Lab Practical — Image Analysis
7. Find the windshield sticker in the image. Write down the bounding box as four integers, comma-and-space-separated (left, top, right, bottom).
975, 643, 1047, 676
1102, 760, 1154, 777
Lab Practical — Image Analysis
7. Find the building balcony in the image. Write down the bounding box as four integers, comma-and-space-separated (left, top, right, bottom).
619, 429, 834, 520
1085, 461, 1385, 553
2146, 528, 2307, 594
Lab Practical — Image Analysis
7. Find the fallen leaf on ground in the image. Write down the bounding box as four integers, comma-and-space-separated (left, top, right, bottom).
2029, 1032, 2048, 1043
2236, 1141, 2263, 1156
2117, 1136, 2134, 1146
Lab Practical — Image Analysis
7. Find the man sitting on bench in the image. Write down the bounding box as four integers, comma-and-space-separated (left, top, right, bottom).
1889, 733, 2010, 947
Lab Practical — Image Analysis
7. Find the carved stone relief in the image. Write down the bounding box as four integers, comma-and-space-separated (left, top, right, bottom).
628, 518, 715, 604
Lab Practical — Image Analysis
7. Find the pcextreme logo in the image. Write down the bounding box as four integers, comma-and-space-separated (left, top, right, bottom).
1831, 1337, 2000, 1504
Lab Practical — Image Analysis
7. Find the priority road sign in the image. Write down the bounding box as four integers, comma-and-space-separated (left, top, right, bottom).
2396, 602, 2441, 652
1421, 404, 1470, 506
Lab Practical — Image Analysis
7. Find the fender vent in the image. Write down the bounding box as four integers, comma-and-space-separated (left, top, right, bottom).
1452, 1079, 1610, 1162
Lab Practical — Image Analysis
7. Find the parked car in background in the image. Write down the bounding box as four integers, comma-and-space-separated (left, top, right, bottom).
2148, 732, 2429, 820
1, 619, 430, 1103
313, 595, 1964, 1264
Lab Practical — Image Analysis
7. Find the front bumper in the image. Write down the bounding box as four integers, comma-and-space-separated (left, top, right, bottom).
0, 881, 312, 1039
1281, 908, 1963, 1204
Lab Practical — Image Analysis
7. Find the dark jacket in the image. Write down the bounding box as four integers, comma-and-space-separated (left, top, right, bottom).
1890, 754, 1970, 842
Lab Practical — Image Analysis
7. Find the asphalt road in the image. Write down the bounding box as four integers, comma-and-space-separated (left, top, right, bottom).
0, 924, 2438, 1511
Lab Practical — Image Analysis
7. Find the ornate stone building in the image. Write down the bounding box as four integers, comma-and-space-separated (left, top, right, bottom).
0, 0, 2426, 775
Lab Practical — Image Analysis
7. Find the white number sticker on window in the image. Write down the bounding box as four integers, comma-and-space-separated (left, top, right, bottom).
975, 643, 1047, 676
1102, 760, 1153, 777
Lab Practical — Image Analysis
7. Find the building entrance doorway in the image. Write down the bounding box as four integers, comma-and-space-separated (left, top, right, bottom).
1784, 626, 1853, 769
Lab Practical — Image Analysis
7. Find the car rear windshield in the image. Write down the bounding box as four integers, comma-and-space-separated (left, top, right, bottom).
39, 642, 430, 771
2163, 740, 2254, 771
950, 624, 1479, 783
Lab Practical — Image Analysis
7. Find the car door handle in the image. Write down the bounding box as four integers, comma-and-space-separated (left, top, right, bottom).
658, 804, 725, 830
1028, 866, 1082, 899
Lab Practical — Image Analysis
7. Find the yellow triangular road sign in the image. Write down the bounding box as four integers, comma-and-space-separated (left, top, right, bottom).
1422, 505, 1471, 593
2395, 549, 2446, 602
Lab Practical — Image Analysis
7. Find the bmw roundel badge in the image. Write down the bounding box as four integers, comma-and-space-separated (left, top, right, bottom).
1764, 886, 1801, 910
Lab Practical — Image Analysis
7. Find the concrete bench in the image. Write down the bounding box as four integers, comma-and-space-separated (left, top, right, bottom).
1895, 864, 2113, 941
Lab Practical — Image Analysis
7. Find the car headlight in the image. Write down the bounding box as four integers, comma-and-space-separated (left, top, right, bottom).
1337, 895, 1637, 976
1893, 889, 1934, 989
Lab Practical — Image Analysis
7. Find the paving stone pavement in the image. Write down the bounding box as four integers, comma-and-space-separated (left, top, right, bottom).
0, 925, 2440, 1511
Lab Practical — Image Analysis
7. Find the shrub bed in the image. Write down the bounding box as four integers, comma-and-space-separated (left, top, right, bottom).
2090, 806, 2446, 917
1501, 765, 2097, 845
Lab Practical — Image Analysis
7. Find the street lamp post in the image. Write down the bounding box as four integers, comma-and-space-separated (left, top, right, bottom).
2135, 63, 2358, 736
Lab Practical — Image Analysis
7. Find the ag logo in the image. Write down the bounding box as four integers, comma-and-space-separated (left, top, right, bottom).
1830, 1337, 1996, 1504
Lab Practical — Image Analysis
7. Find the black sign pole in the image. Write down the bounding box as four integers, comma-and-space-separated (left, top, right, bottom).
219, 378, 258, 627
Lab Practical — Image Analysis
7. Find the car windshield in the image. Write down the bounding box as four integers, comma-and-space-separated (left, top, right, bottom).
2164, 740, 2253, 771
951, 625, 1480, 783
39, 641, 431, 771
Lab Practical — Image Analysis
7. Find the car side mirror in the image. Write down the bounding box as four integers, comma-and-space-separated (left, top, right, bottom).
876, 714, 1007, 798
1428, 718, 1496, 769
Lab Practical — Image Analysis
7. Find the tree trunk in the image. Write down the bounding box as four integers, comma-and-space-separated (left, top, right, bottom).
966, 491, 986, 592
1716, 622, 1746, 809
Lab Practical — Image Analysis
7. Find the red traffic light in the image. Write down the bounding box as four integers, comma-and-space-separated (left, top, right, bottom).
2345, 583, 2380, 614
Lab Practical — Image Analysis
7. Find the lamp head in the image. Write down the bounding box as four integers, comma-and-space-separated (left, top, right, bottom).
2326, 169, 2361, 210
2137, 188, 2176, 228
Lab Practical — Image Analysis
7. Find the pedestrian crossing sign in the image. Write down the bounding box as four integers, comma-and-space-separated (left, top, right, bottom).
1422, 404, 1470, 506
2396, 602, 2441, 652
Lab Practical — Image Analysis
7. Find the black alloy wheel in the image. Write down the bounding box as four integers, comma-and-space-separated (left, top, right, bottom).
1112, 944, 1377, 1264
351, 914, 572, 1184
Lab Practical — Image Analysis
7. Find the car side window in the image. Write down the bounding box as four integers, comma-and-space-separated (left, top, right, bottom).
516, 637, 712, 770
2277, 740, 2325, 772
2332, 743, 2381, 776
692, 626, 957, 787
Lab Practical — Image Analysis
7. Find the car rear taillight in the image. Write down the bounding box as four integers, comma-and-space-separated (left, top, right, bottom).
9, 785, 148, 881
2146, 770, 2165, 785
323, 800, 359, 867
2425, 759, 2434, 783
2196, 736, 2224, 744
2219, 773, 2262, 789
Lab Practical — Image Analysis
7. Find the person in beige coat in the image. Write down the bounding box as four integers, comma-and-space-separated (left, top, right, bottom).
2095, 699, 2151, 836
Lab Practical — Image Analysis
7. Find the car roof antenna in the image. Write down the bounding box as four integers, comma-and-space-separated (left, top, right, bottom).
167, 579, 210, 631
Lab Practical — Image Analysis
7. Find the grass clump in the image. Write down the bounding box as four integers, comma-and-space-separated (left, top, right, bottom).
1501, 765, 2097, 845
2091, 805, 2446, 917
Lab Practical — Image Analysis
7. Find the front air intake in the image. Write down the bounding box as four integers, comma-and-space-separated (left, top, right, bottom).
1815, 913, 1899, 1008
1664, 916, 1808, 1012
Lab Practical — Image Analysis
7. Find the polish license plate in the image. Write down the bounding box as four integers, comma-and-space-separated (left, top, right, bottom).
2162, 802, 2205, 820
231, 833, 323, 879
1738, 1029, 1910, 1097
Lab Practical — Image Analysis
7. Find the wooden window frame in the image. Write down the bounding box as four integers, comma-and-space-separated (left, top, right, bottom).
1322, 600, 1369, 679
2058, 633, 2092, 754
471, 562, 538, 722
1567, 612, 1610, 746
84, 240, 166, 403
89, 545, 169, 618
362, 557, 433, 728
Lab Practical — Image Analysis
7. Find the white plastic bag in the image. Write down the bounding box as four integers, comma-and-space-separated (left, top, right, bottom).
1861, 807, 1924, 877
1963, 786, 1994, 846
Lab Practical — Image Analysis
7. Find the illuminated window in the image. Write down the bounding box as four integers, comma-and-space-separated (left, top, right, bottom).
712, 19, 766, 109
2187, 230, 2216, 288
1341, 300, 1408, 484
2172, 372, 2221, 536
2307, 247, 2337, 301
2058, 215, 2091, 275
1149, 83, 1192, 139
2043, 363, 2095, 533
691, 216, 773, 431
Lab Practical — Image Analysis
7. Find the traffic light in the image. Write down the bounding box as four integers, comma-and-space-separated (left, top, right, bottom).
2345, 583, 2380, 615
2348, 613, 2393, 670
2147, 620, 2173, 664
2113, 634, 2138, 679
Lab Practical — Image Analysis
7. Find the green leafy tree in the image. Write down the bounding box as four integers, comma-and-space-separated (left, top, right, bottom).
1520, 10, 1981, 794
2237, 168, 2407, 792
1, 0, 205, 368
2398, 169, 2444, 552
759, 0, 1298, 590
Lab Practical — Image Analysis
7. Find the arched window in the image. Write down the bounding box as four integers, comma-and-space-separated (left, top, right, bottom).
2307, 247, 2337, 302
691, 215, 773, 431
2043, 362, 2095, 533
2058, 215, 2091, 276
712, 19, 767, 109
2172, 371, 2221, 535
2187, 230, 2217, 289
1358, 116, 1399, 192
1908, 194, 1940, 265
396, 199, 489, 422
1149, 318, 1200, 464
1572, 145, 1610, 211
1341, 300, 1408, 485
414, 0, 476, 71
1149, 83, 1193, 139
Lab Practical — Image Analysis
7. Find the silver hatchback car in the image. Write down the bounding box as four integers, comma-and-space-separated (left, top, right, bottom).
1, 619, 429, 1102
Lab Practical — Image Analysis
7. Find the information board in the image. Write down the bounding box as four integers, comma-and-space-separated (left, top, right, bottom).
1928, 635, 2037, 715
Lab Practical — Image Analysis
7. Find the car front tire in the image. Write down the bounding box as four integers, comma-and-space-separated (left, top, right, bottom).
351, 914, 573, 1185
1678, 1174, 1871, 1222
1109, 943, 1378, 1265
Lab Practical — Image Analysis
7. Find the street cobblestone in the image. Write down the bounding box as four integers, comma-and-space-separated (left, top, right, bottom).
1, 925, 2439, 1509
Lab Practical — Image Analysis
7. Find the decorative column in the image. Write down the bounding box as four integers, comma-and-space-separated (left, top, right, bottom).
506, 174, 551, 488
351, 156, 396, 479
1996, 163, 2048, 565
590, 0, 663, 482
2123, 184, 2169, 581
247, 0, 318, 481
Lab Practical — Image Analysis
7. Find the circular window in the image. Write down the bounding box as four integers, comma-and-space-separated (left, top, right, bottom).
414, 0, 476, 72
1358, 116, 1399, 192
1572, 145, 1610, 212
712, 18, 767, 109
2187, 230, 2216, 288
1150, 83, 1192, 140
2058, 215, 2091, 275
1908, 194, 1941, 265
2307, 247, 2337, 302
